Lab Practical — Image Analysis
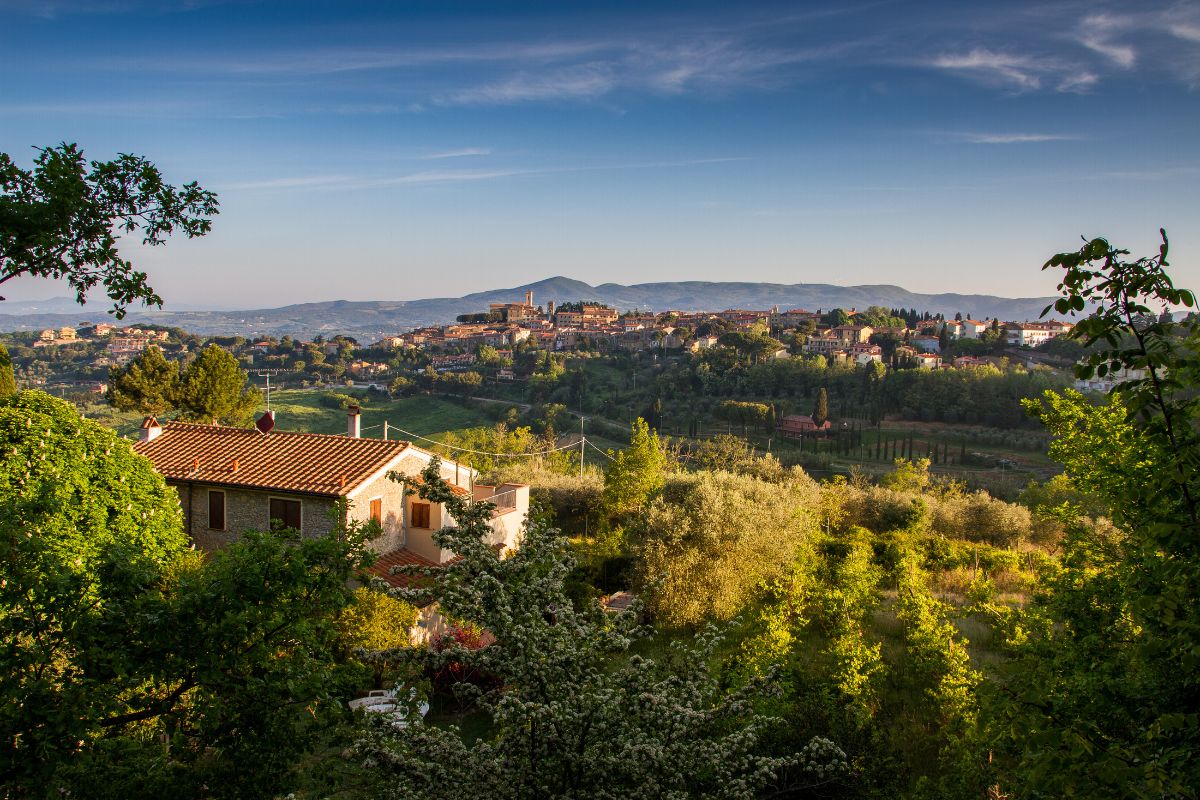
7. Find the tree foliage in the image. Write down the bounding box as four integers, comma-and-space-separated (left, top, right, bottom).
356, 460, 849, 799
0, 143, 218, 316
0, 342, 15, 397
602, 417, 667, 517
631, 471, 821, 627
812, 387, 829, 426
106, 344, 179, 414
983, 231, 1200, 798
0, 392, 370, 796
177, 343, 260, 425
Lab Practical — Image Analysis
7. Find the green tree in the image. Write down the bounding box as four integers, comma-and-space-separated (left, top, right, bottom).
388, 374, 414, 397
106, 344, 180, 414
355, 461, 850, 799
603, 417, 667, 517
632, 471, 820, 626
0, 342, 14, 397
821, 308, 851, 327
337, 586, 419, 685
718, 329, 783, 364
177, 344, 260, 425
937, 322, 951, 352
0, 143, 217, 316
985, 231, 1200, 798
813, 387, 829, 427
0, 392, 371, 795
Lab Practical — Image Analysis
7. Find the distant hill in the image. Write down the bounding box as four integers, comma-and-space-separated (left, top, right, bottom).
0, 277, 1062, 341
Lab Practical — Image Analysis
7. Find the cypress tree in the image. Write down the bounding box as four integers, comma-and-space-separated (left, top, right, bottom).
813, 387, 829, 427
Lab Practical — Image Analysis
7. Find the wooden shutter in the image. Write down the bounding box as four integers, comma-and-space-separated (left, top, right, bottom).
269, 498, 302, 531
208, 490, 225, 530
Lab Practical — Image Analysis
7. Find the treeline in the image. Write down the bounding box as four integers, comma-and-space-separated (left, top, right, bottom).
660, 351, 1069, 428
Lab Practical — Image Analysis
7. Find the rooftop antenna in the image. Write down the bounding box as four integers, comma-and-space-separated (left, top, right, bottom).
254, 369, 287, 411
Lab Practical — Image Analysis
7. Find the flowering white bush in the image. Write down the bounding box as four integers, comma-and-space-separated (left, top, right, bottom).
354, 460, 848, 799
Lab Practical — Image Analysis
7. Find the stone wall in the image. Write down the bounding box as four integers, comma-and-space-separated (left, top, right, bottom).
346, 467, 409, 555
171, 481, 338, 551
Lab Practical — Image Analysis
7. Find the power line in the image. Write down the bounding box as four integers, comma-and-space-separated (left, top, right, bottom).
380, 422, 584, 459
586, 438, 617, 461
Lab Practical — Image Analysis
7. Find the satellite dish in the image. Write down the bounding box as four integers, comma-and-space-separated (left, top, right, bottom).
255, 409, 276, 434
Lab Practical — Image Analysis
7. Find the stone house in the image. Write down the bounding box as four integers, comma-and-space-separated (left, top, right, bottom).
830, 324, 874, 345
131, 408, 529, 566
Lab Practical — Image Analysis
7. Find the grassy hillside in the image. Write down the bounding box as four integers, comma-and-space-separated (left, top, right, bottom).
267, 390, 500, 438
75, 390, 514, 443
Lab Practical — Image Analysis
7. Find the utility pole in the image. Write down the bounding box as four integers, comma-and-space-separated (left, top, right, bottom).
579, 415, 586, 479
383, 420, 389, 440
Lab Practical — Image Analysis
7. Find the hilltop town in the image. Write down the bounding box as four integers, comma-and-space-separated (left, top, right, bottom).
0, 288, 1092, 399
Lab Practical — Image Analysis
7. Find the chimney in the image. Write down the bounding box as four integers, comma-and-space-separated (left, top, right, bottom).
139, 416, 162, 443
347, 404, 361, 438
525, 290, 534, 307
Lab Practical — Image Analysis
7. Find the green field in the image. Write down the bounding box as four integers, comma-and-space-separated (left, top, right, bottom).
74, 390, 512, 443
268, 390, 501, 439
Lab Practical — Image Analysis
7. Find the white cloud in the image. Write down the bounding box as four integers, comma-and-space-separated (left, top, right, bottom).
420, 148, 492, 160
1168, 20, 1200, 42
374, 169, 530, 185
222, 156, 745, 193
1057, 71, 1100, 92
1078, 14, 1137, 68
958, 132, 1079, 144
438, 64, 617, 105
223, 175, 354, 190
931, 48, 1047, 91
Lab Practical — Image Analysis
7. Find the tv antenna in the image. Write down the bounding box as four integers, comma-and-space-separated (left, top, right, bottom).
253, 369, 288, 410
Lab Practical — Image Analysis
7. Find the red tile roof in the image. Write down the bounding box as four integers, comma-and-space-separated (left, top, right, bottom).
406, 473, 471, 497
132, 421, 411, 497
368, 548, 442, 591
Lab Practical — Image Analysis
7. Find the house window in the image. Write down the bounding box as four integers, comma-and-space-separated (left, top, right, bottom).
269, 497, 302, 532
369, 497, 382, 525
411, 501, 431, 529
208, 490, 226, 531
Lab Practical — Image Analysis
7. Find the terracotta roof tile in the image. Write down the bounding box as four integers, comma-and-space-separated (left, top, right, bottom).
132, 421, 410, 497
368, 548, 442, 593
406, 473, 471, 497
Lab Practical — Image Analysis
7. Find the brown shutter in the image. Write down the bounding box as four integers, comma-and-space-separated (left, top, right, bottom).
208, 490, 225, 530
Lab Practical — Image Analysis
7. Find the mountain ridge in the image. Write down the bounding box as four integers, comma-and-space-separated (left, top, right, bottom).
0, 277, 1063, 340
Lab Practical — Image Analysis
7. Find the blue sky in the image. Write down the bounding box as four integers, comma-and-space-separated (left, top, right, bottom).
2, 0, 1198, 309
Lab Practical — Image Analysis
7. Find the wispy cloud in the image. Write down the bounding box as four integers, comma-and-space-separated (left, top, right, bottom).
439, 64, 618, 105
1078, 14, 1137, 68
1057, 71, 1099, 92
930, 48, 1050, 91
957, 132, 1080, 144
374, 169, 530, 186
1168, 19, 1200, 43
420, 148, 492, 160
222, 175, 355, 191
224, 156, 745, 193
0, 98, 206, 116
137, 40, 619, 77
223, 169, 527, 192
